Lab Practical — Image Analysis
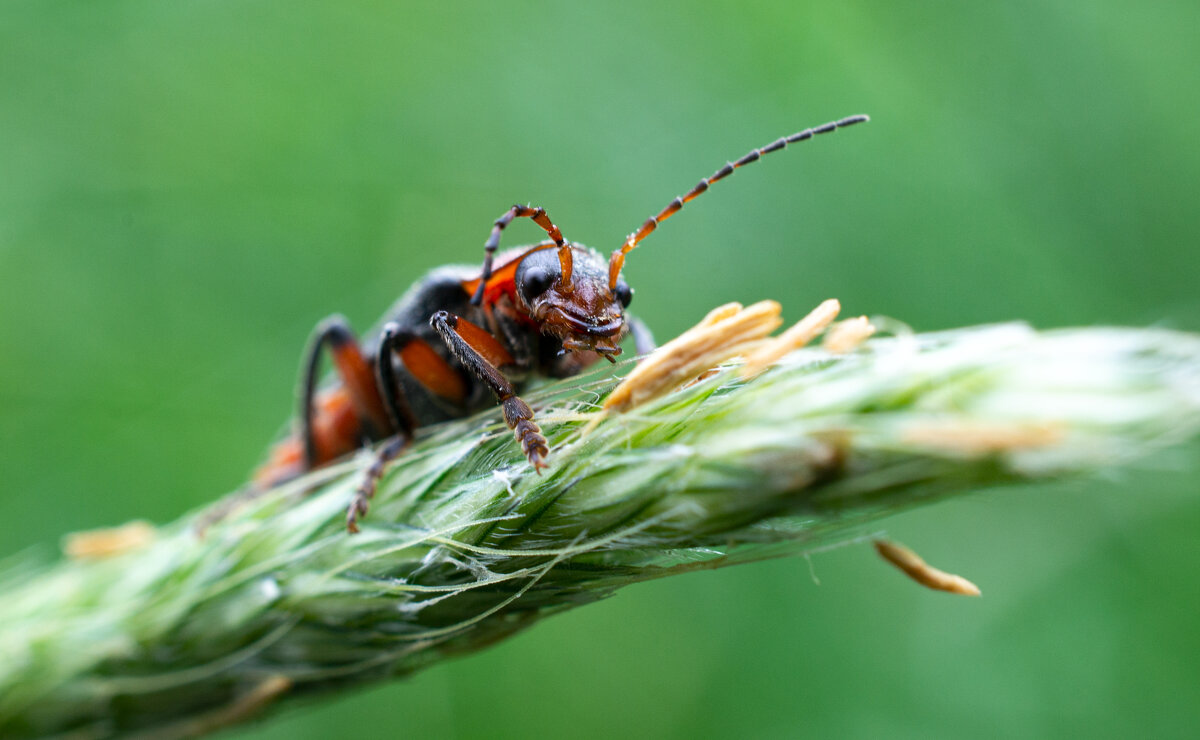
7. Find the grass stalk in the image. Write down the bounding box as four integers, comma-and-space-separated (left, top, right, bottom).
1, 321, 1198, 739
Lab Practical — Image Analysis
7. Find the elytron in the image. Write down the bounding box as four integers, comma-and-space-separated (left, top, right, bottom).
252, 114, 869, 531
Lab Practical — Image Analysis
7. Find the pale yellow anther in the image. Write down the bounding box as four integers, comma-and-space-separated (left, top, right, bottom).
694, 301, 745, 329
874, 539, 981, 596
901, 421, 1064, 454
740, 298, 841, 379
822, 315, 876, 354
604, 300, 783, 413
63, 520, 156, 560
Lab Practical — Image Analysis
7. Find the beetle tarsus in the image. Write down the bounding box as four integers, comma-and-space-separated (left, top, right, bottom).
520, 421, 551, 470
502, 396, 550, 471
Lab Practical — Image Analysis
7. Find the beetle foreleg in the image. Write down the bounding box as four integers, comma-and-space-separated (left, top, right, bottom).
627, 314, 657, 357
430, 310, 550, 470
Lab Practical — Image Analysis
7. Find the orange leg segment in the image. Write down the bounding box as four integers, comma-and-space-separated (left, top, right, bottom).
302, 316, 392, 468
451, 315, 515, 369
396, 335, 468, 404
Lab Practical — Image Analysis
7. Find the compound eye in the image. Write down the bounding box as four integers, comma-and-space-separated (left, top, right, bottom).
614, 281, 633, 308
520, 266, 556, 300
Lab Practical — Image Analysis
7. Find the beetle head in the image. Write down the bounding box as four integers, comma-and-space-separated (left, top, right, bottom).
514, 245, 632, 359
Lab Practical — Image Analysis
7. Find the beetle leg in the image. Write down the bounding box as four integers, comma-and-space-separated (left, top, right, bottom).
378, 323, 468, 408
347, 436, 409, 534
374, 323, 421, 435
346, 323, 418, 533
347, 322, 475, 532
430, 310, 550, 470
300, 315, 392, 469
626, 314, 657, 357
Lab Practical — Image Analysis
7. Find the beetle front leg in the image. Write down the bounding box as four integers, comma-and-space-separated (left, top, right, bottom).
627, 314, 657, 356
430, 310, 550, 470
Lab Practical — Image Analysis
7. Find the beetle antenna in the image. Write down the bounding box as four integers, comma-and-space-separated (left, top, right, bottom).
607, 114, 870, 290
557, 244, 574, 291
473, 204, 571, 305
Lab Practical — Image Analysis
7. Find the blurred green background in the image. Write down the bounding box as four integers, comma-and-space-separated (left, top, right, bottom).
2, 1, 1199, 737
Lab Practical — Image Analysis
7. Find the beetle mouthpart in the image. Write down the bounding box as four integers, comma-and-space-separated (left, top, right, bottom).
561, 337, 623, 356
546, 308, 625, 339
592, 341, 622, 358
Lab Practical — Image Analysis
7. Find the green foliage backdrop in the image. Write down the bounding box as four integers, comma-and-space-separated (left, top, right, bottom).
1, 1, 1197, 737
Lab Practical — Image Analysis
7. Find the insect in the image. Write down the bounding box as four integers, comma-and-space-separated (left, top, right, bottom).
251, 114, 869, 531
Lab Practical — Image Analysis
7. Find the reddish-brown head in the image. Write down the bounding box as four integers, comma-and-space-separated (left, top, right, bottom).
514, 244, 632, 358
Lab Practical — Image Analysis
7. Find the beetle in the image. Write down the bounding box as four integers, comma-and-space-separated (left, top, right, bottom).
251, 114, 869, 531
